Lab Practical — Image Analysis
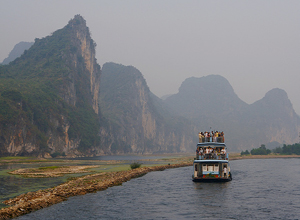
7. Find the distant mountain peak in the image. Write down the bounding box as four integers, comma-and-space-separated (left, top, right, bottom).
264, 88, 288, 99
259, 88, 291, 107
1, 41, 34, 64
178, 75, 235, 96
68, 14, 87, 29
164, 74, 247, 124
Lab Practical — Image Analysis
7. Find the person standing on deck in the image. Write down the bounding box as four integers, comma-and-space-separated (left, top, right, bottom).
223, 166, 227, 177
221, 131, 224, 142
213, 148, 217, 159
221, 147, 226, 159
205, 147, 209, 154
204, 132, 209, 142
200, 148, 203, 156
215, 131, 219, 142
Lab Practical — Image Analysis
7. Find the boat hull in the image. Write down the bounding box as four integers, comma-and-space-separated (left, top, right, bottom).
192, 177, 232, 182
192, 172, 232, 182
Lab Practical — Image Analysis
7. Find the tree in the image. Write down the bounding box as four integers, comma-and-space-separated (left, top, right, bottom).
250, 144, 271, 155
241, 150, 250, 155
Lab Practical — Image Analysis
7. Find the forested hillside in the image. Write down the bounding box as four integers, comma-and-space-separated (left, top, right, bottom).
0, 15, 101, 157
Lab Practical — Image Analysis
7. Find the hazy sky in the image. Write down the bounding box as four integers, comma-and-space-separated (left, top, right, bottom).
1, 0, 300, 114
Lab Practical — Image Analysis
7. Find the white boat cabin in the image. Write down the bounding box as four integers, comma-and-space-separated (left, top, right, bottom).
193, 142, 231, 181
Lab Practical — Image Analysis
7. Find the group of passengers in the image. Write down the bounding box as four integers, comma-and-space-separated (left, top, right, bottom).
198, 131, 224, 143
196, 147, 226, 159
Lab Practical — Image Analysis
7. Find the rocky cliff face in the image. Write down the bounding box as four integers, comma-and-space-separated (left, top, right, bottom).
67, 16, 101, 114
0, 15, 101, 157
56, 15, 101, 114
99, 63, 197, 154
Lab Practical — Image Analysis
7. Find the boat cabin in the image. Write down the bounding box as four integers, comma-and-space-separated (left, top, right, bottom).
193, 160, 229, 179
193, 141, 231, 181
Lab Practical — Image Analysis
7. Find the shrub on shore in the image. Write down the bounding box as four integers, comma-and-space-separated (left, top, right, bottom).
50, 152, 66, 158
130, 162, 142, 170
240, 150, 250, 156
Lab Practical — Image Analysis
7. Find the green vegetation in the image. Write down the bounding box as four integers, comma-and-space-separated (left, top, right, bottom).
50, 152, 66, 158
250, 144, 271, 155
38, 166, 62, 170
0, 156, 48, 163
240, 150, 250, 156
273, 143, 300, 155
100, 165, 132, 172
0, 156, 33, 161
130, 162, 142, 170
241, 143, 300, 156
0, 15, 100, 156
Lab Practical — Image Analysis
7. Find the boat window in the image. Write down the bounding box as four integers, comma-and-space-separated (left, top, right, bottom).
202, 164, 207, 171
214, 164, 219, 172
208, 165, 214, 171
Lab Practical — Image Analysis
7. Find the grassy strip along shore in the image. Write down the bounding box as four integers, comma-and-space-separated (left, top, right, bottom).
8, 165, 100, 178
230, 153, 300, 160
0, 162, 192, 219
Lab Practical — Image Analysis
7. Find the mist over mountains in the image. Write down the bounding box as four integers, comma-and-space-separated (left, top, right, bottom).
0, 15, 299, 156
164, 75, 300, 150
1, 42, 34, 65
99, 62, 196, 154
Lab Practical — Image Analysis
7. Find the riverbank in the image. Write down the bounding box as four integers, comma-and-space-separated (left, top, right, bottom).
0, 160, 192, 219
229, 153, 300, 160
1, 153, 300, 219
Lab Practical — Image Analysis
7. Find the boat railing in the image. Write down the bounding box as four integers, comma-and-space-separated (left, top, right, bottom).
196, 153, 228, 160
199, 137, 224, 143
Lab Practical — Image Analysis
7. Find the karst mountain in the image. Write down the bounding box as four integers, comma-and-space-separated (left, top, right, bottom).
1, 15, 299, 156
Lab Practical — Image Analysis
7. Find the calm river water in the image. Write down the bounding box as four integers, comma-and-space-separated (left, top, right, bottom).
17, 158, 300, 219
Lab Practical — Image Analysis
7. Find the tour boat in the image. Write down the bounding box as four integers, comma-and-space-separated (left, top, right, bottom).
192, 133, 232, 182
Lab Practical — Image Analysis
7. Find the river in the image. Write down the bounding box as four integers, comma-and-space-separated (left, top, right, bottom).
16, 158, 300, 219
